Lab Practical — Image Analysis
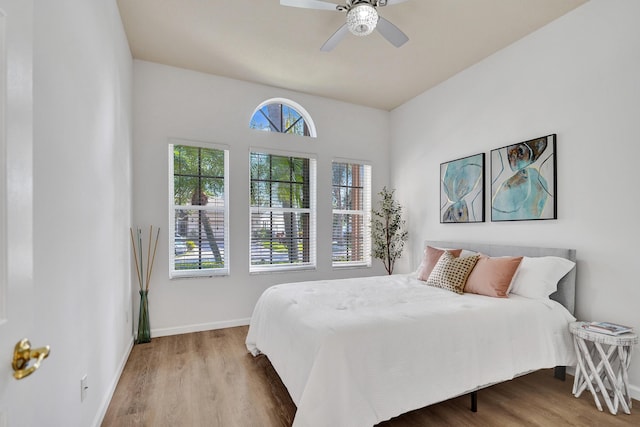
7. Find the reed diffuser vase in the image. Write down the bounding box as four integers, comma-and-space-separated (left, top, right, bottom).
137, 290, 151, 344
130, 226, 160, 345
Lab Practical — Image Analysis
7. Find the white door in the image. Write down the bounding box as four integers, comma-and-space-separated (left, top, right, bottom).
0, 1, 40, 426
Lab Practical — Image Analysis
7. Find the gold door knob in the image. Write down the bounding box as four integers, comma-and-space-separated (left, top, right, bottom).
12, 338, 50, 380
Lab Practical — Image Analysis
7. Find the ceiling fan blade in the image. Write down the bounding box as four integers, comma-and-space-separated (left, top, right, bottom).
376, 16, 409, 47
321, 24, 349, 52
381, 0, 410, 5
280, 0, 340, 11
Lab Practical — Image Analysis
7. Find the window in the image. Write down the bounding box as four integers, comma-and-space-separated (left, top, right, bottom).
250, 150, 316, 272
332, 161, 371, 267
249, 98, 317, 137
169, 141, 229, 278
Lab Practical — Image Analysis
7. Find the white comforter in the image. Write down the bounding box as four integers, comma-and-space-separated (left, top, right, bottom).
246, 274, 576, 427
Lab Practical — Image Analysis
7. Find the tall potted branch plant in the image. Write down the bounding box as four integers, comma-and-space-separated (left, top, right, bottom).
371, 187, 408, 275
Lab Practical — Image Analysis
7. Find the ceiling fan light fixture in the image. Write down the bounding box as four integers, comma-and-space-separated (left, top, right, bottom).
346, 4, 378, 37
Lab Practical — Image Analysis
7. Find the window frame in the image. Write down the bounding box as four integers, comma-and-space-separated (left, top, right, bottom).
249, 147, 317, 273
249, 98, 317, 138
168, 139, 230, 279
331, 160, 372, 268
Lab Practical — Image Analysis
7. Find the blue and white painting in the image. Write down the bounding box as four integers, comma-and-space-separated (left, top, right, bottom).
491, 135, 557, 221
440, 153, 485, 223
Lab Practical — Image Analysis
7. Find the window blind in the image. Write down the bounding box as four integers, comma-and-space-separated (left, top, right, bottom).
169, 142, 229, 278
250, 151, 316, 272
331, 161, 371, 267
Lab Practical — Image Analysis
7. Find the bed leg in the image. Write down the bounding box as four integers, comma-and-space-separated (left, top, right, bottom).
554, 366, 566, 381
470, 391, 477, 412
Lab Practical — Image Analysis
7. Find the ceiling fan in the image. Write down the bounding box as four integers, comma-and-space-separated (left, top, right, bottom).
281, 0, 410, 52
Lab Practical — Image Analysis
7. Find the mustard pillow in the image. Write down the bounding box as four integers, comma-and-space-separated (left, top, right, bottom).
426, 251, 479, 294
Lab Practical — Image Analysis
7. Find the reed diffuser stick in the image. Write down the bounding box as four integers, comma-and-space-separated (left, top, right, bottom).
130, 228, 143, 291
137, 228, 144, 290
145, 225, 152, 290
130, 226, 160, 292
147, 227, 160, 292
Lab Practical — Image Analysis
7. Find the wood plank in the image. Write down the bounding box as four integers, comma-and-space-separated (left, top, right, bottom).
102, 326, 640, 426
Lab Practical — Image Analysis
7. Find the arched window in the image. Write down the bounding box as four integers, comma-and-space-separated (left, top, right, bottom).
250, 98, 317, 138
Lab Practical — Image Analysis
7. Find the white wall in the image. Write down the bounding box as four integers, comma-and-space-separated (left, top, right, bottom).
132, 60, 389, 336
33, 0, 133, 425
390, 0, 640, 396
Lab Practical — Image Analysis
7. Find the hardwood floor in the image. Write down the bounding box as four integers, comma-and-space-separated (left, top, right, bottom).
102, 326, 640, 427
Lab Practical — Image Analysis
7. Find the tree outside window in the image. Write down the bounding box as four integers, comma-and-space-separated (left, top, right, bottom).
170, 142, 229, 278
250, 151, 316, 271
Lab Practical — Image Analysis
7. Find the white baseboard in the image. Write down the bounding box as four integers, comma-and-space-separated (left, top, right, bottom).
92, 336, 134, 427
151, 317, 251, 338
630, 384, 640, 401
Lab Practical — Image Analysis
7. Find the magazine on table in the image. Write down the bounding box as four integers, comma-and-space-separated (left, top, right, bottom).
583, 321, 633, 336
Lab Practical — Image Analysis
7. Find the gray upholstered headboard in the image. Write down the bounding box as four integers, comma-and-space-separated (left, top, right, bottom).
425, 241, 577, 315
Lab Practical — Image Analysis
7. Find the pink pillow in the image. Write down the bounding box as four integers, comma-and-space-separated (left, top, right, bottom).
464, 255, 523, 298
418, 246, 462, 281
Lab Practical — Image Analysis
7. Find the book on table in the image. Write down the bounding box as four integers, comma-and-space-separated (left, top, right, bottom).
583, 321, 633, 336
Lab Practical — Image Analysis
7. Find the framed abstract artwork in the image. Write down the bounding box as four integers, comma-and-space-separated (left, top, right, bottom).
490, 134, 557, 221
440, 153, 485, 223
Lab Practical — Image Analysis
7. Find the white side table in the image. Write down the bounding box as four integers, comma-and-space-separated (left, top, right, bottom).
569, 321, 638, 415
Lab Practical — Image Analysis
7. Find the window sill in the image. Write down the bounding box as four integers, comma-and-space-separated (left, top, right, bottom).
332, 262, 371, 270
170, 269, 229, 279
250, 264, 316, 275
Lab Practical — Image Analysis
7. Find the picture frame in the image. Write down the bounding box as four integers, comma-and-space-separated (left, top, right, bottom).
490, 134, 557, 221
440, 153, 485, 223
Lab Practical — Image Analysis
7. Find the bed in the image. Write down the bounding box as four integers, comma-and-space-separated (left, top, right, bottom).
246, 241, 578, 427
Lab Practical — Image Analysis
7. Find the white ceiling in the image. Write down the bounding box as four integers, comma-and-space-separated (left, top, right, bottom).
116, 0, 587, 111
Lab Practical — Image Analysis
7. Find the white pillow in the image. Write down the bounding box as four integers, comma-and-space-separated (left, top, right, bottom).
509, 256, 575, 299
413, 248, 427, 278
460, 249, 479, 258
